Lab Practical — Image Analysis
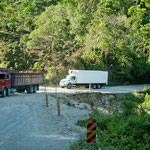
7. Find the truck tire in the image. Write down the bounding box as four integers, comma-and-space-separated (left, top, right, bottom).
97, 84, 102, 89
2, 88, 7, 97
6, 89, 11, 96
67, 83, 72, 89
92, 84, 97, 89
33, 85, 37, 93
26, 86, 33, 93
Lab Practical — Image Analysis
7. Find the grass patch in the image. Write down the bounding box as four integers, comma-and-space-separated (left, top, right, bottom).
76, 119, 88, 127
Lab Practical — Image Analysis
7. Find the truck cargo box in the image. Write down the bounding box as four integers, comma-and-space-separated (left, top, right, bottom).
69, 70, 108, 84
12, 73, 44, 87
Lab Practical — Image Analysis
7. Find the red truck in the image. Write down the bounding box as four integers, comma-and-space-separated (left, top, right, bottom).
0, 72, 44, 97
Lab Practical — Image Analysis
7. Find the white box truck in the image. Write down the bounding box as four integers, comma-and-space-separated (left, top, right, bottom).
59, 70, 108, 89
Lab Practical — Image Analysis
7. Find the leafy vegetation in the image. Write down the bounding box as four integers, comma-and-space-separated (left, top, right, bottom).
142, 93, 150, 110
72, 91, 150, 150
0, 0, 150, 84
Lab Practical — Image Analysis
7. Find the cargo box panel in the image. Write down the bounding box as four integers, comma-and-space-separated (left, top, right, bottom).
12, 73, 44, 86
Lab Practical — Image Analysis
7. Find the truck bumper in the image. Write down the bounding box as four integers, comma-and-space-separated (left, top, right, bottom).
59, 83, 67, 87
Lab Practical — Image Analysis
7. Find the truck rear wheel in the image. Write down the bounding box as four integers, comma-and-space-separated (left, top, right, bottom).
97, 84, 102, 89
33, 85, 37, 93
67, 83, 72, 89
2, 88, 7, 97
26, 86, 33, 93
92, 84, 97, 89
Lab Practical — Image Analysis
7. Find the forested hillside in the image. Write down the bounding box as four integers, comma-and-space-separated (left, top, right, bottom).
0, 0, 150, 84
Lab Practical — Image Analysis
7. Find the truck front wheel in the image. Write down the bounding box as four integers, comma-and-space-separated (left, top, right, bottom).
67, 83, 72, 89
2, 88, 7, 97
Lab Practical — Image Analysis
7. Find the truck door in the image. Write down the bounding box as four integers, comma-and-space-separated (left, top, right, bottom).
5, 74, 11, 88
71, 76, 76, 85
0, 74, 6, 90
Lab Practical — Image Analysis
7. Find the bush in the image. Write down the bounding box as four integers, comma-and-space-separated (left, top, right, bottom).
144, 88, 150, 94
121, 100, 137, 116
76, 119, 87, 127
142, 93, 150, 110
72, 97, 150, 150
94, 113, 150, 150
93, 97, 150, 150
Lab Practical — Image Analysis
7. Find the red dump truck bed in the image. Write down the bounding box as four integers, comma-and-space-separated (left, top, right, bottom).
12, 73, 44, 87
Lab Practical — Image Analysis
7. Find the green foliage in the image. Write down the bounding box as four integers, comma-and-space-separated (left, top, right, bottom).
24, 17, 33, 28
74, 96, 150, 150
2, 41, 30, 69
7, 23, 16, 31
81, 0, 150, 84
70, 139, 90, 150
27, 3, 83, 73
0, 0, 150, 84
142, 93, 150, 110
61, 0, 77, 5
144, 88, 150, 94
76, 119, 87, 127
121, 100, 138, 116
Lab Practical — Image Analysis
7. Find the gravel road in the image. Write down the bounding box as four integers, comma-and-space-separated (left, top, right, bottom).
0, 84, 149, 150
0, 92, 90, 150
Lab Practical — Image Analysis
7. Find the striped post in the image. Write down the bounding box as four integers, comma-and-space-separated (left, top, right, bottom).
46, 94, 48, 108
87, 118, 96, 144
57, 99, 60, 116
89, 83, 92, 92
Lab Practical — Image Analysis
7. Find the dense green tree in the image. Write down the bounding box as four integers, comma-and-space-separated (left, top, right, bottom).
27, 4, 75, 69
81, 0, 150, 83
0, 0, 150, 84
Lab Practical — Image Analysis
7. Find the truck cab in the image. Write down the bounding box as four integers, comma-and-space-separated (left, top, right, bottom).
59, 75, 76, 89
0, 73, 11, 97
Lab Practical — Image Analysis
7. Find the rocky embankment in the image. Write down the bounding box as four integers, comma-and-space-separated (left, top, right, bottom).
54, 92, 132, 115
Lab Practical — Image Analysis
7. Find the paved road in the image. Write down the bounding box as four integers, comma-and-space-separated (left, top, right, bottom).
41, 84, 150, 94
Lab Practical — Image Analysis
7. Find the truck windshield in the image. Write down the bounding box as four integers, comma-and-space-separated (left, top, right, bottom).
66, 75, 75, 80
0, 74, 5, 79
66, 75, 71, 80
